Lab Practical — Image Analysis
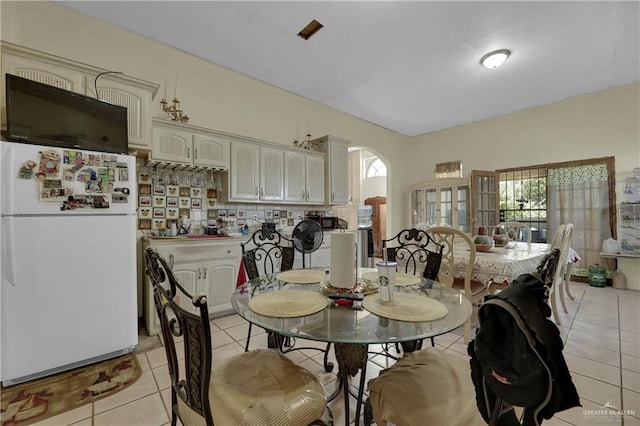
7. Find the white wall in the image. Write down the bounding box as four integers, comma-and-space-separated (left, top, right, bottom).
405, 83, 640, 213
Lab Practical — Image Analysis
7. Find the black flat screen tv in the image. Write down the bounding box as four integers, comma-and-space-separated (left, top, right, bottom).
5, 74, 129, 154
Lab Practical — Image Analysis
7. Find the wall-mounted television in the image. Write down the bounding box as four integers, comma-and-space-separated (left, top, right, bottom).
5, 74, 128, 154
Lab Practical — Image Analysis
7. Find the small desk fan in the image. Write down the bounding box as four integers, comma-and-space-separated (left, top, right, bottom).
292, 219, 324, 268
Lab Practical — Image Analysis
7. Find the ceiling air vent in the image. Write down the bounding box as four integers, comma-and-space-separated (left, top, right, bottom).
297, 19, 323, 40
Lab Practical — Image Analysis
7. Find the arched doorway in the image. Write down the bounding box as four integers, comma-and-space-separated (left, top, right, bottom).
334, 148, 388, 257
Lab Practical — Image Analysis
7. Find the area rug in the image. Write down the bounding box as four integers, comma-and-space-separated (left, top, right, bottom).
1, 354, 142, 426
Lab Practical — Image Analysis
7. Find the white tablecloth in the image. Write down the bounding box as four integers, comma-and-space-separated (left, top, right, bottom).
452, 242, 552, 285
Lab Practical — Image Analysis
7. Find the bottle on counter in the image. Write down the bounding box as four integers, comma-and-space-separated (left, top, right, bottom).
169, 221, 178, 237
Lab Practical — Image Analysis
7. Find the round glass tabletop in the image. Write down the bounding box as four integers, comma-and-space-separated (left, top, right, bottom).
231, 270, 472, 345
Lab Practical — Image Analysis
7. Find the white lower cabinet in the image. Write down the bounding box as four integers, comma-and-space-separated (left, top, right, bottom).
143, 238, 241, 336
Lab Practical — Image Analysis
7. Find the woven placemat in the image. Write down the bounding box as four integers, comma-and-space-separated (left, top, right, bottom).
276, 269, 325, 284
361, 271, 422, 287
248, 289, 328, 318
362, 293, 448, 322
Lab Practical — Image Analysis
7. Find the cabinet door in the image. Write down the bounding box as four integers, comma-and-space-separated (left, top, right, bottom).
172, 261, 200, 311
2, 54, 85, 93
260, 148, 284, 201
306, 155, 326, 204
193, 133, 229, 168
328, 138, 349, 204
230, 141, 260, 200
151, 126, 192, 163
201, 259, 238, 316
284, 151, 306, 202
96, 79, 151, 149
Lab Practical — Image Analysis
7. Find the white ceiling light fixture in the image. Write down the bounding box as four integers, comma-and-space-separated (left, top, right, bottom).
480, 49, 511, 69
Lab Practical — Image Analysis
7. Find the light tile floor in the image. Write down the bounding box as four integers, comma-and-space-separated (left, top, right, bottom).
30, 282, 640, 425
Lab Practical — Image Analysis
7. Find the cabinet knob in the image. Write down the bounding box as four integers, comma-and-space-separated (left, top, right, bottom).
260, 187, 264, 196
187, 147, 190, 158
255, 187, 258, 195
194, 148, 198, 159
169, 254, 174, 269
198, 268, 202, 279
203, 269, 207, 279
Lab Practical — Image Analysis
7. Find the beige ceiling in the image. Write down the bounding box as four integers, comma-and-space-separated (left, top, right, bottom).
56, 1, 639, 137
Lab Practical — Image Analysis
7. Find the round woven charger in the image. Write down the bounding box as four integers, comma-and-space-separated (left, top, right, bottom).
248, 289, 327, 318
362, 293, 448, 322
361, 271, 422, 287
276, 269, 325, 284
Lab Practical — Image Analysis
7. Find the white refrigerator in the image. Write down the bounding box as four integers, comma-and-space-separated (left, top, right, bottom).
1, 140, 138, 386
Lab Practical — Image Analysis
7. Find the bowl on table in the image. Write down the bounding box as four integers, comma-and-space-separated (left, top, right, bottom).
473, 235, 495, 252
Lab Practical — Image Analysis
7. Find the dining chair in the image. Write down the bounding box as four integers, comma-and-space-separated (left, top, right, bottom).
241, 227, 295, 351
548, 224, 573, 325
382, 228, 444, 279
381, 228, 444, 352
493, 221, 532, 243
427, 226, 484, 343
364, 347, 484, 426
144, 247, 331, 426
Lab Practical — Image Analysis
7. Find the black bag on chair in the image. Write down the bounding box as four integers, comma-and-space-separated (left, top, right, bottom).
468, 250, 580, 426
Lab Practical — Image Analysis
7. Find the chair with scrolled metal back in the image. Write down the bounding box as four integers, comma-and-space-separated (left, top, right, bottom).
380, 228, 444, 353
241, 227, 295, 351
382, 228, 444, 280
144, 247, 331, 426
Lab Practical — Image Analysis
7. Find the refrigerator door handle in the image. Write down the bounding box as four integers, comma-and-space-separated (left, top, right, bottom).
2, 145, 15, 214
2, 217, 17, 286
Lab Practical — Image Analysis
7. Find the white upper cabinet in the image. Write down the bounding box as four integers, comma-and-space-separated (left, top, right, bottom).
1, 42, 159, 151
150, 119, 230, 169
151, 125, 193, 163
314, 136, 350, 205
284, 151, 325, 204
193, 133, 229, 168
260, 147, 285, 201
95, 78, 153, 149
227, 140, 283, 202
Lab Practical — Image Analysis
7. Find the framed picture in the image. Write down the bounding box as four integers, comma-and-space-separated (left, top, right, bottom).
166, 197, 178, 207
166, 208, 179, 219
273, 210, 280, 219
287, 211, 294, 218
153, 196, 166, 207
138, 184, 151, 195
139, 219, 151, 229
265, 210, 273, 219
139, 195, 152, 207
138, 207, 152, 218
179, 208, 190, 218
179, 197, 191, 208
237, 210, 245, 219
179, 187, 191, 197
153, 207, 166, 218
279, 218, 288, 226
191, 198, 202, 209
153, 185, 166, 196
207, 209, 217, 219
166, 185, 179, 196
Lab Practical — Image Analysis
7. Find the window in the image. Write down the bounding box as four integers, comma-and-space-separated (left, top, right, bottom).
366, 159, 386, 178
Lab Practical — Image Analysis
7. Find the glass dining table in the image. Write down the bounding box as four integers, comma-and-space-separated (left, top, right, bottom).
231, 268, 473, 426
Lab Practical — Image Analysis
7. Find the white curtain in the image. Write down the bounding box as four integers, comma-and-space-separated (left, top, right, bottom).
547, 164, 611, 270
